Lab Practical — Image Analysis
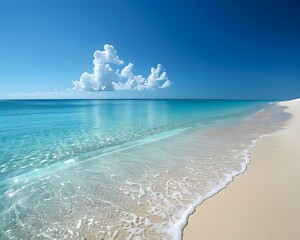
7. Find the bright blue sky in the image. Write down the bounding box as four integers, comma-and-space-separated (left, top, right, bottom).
0, 0, 300, 99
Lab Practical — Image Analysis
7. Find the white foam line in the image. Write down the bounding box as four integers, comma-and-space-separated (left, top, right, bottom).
175, 128, 285, 240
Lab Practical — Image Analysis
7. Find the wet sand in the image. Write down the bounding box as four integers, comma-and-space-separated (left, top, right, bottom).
183, 99, 300, 240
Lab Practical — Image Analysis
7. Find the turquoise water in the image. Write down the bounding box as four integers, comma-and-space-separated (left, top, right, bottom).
0, 100, 284, 239
0, 100, 265, 181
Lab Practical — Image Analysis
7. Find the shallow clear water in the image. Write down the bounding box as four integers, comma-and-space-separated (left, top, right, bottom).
0, 100, 287, 239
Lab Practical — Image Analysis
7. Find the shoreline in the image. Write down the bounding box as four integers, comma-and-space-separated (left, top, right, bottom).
183, 99, 300, 239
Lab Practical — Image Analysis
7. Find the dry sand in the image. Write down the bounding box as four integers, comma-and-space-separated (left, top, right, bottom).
183, 99, 300, 240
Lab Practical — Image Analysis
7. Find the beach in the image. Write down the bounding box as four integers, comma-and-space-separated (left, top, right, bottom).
0, 100, 292, 239
183, 99, 300, 239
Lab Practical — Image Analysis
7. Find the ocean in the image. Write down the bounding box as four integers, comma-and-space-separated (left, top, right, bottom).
0, 100, 287, 239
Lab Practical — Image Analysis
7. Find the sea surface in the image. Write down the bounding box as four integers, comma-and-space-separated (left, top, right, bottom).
0, 100, 287, 239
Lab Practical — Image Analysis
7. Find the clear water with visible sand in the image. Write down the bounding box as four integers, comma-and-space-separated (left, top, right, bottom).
0, 100, 288, 239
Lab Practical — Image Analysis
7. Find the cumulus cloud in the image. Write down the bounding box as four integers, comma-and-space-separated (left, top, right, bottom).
72, 44, 171, 91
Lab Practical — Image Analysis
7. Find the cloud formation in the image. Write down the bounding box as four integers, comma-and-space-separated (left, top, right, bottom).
72, 44, 171, 91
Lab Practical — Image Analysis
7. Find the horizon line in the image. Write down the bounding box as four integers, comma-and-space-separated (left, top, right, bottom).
0, 98, 291, 101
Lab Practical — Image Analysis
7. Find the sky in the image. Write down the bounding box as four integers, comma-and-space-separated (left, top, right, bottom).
0, 0, 300, 99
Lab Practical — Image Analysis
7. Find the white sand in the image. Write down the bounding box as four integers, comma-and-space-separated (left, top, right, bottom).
183, 99, 300, 240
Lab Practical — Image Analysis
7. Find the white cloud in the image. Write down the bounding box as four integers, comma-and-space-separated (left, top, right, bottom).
72, 44, 171, 91
160, 79, 172, 89
93, 44, 124, 65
